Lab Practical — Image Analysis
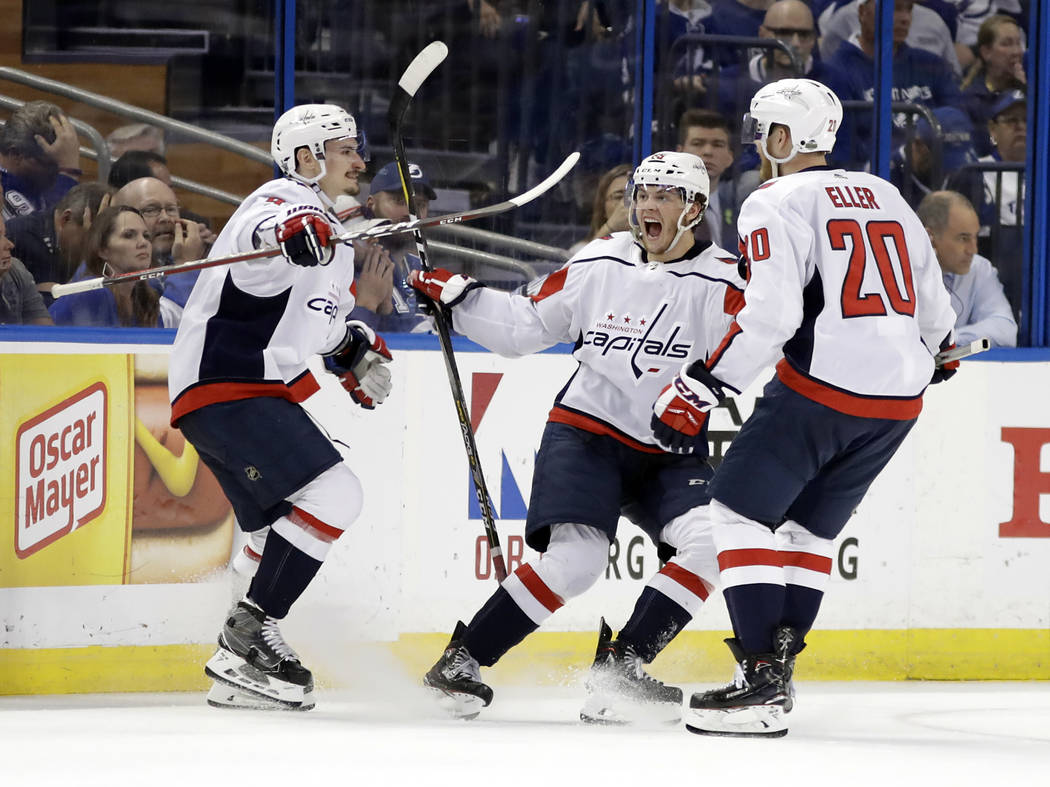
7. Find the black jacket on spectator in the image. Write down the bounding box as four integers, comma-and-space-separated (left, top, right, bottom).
6, 209, 64, 288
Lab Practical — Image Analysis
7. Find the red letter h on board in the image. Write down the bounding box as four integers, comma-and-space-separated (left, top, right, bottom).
1000, 427, 1050, 538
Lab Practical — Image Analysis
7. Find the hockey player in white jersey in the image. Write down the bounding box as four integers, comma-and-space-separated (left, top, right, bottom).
409, 151, 746, 723
649, 79, 959, 737
168, 104, 394, 711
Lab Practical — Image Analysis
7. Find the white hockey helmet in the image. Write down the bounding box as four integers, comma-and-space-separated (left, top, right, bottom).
742, 78, 842, 169
626, 151, 710, 252
271, 104, 366, 185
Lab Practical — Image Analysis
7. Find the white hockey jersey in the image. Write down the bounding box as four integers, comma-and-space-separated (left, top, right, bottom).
169, 177, 356, 423
452, 233, 745, 450
707, 166, 956, 420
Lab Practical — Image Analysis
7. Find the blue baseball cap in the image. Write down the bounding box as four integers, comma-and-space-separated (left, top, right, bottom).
369, 161, 437, 200
991, 89, 1026, 119
916, 107, 977, 174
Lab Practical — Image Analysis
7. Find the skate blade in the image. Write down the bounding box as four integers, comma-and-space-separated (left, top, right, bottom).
580, 694, 681, 726
205, 648, 310, 710
423, 684, 486, 720
685, 706, 787, 738
206, 683, 315, 712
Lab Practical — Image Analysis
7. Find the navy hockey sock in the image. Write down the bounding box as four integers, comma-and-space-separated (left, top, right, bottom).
723, 583, 785, 655
461, 586, 538, 667
247, 529, 322, 619
617, 586, 692, 663
781, 585, 823, 642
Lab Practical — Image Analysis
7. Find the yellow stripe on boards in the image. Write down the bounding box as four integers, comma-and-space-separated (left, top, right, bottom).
3, 630, 1048, 696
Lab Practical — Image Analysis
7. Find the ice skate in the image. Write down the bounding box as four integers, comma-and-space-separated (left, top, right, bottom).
204, 600, 314, 710
205, 681, 315, 711
724, 626, 800, 713
685, 651, 789, 738
580, 618, 682, 725
423, 621, 493, 720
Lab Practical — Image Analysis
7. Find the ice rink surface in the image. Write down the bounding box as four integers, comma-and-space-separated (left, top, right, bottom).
2, 680, 1048, 785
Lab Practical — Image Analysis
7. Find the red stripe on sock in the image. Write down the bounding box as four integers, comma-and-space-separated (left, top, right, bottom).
717, 547, 782, 571
659, 561, 711, 600
289, 506, 343, 542
515, 564, 564, 613
780, 550, 833, 574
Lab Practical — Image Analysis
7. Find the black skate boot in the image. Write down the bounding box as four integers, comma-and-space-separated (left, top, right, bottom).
423, 621, 494, 720
685, 647, 789, 738
204, 600, 314, 710
580, 618, 683, 725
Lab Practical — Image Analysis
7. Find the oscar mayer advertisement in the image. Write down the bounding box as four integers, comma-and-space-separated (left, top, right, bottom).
1, 352, 233, 589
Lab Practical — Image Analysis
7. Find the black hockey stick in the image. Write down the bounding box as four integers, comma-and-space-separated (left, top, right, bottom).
49, 152, 578, 299
388, 41, 508, 582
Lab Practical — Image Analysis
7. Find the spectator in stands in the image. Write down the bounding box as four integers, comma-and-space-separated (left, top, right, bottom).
819, 0, 962, 76
349, 161, 437, 333
108, 150, 172, 189
108, 151, 216, 245
6, 183, 113, 305
823, 0, 961, 168
106, 123, 165, 158
0, 101, 82, 220
961, 14, 1026, 156
569, 163, 632, 255
49, 206, 180, 328
889, 106, 977, 208
676, 109, 760, 248
707, 0, 821, 151
917, 190, 1017, 347
112, 177, 205, 309
0, 215, 52, 325
703, 0, 775, 66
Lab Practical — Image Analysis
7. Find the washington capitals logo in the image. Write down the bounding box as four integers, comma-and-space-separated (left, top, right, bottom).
776, 86, 803, 100
582, 302, 694, 381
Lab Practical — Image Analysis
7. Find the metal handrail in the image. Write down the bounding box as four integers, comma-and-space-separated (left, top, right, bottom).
667, 34, 804, 76
0, 66, 271, 166
428, 223, 570, 263
0, 94, 111, 182
75, 144, 245, 205
429, 240, 537, 281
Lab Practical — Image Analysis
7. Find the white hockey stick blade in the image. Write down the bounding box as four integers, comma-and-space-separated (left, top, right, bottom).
398, 41, 448, 96
49, 153, 578, 300
935, 337, 990, 366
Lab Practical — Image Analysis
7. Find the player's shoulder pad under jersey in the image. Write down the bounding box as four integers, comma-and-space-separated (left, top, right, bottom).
570, 231, 636, 264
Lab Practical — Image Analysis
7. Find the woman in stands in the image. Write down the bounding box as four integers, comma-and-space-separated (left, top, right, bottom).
961, 14, 1026, 157
49, 205, 180, 328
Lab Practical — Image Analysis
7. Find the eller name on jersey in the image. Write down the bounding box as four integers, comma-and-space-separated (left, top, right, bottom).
169, 178, 356, 424
707, 166, 957, 420
450, 232, 746, 451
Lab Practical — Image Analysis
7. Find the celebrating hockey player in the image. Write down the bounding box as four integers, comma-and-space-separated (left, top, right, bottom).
409, 151, 745, 723
650, 79, 958, 737
168, 104, 393, 711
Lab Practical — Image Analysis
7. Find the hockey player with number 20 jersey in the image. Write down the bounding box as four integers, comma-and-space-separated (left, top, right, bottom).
650, 79, 959, 738
410, 151, 745, 724
169, 104, 393, 711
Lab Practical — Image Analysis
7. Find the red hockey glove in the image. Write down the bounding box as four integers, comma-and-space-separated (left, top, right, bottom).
651, 364, 725, 454
323, 320, 393, 409
276, 204, 335, 267
408, 268, 483, 308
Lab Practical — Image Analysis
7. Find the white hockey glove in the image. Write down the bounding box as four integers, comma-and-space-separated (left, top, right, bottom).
651, 363, 726, 454
323, 320, 393, 409
408, 268, 484, 308
275, 204, 335, 267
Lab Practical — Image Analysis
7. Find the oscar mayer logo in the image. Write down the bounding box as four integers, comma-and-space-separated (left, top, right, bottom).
15, 382, 107, 558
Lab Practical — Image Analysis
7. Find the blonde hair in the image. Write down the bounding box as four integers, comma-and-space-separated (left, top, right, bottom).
961, 15, 1021, 90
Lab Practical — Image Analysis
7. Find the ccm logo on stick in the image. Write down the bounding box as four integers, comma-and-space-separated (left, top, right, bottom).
15, 383, 107, 558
